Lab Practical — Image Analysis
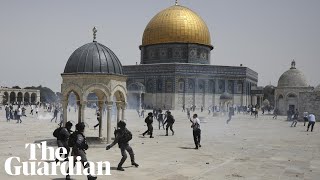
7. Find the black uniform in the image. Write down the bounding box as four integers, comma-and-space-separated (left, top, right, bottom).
164, 114, 175, 136
143, 115, 154, 138
66, 130, 96, 180
107, 127, 139, 170
56, 127, 72, 161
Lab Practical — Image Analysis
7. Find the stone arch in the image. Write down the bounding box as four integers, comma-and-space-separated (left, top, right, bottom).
24, 92, 30, 103
31, 93, 37, 103
286, 92, 298, 112
286, 92, 298, 99
9, 92, 16, 103
17, 92, 23, 103
127, 82, 145, 93
3, 91, 9, 104
83, 83, 111, 101
62, 83, 83, 102
111, 85, 127, 102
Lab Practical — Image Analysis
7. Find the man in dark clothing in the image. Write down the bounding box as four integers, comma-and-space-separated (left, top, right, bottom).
291, 109, 299, 127
55, 121, 73, 163
51, 108, 59, 122
190, 114, 201, 149
142, 112, 154, 138
66, 122, 97, 180
5, 105, 10, 121
226, 107, 235, 124
106, 121, 139, 171
164, 111, 175, 136
94, 110, 100, 130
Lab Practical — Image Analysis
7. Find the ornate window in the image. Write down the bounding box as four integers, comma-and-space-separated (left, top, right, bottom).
178, 79, 185, 93
166, 79, 173, 93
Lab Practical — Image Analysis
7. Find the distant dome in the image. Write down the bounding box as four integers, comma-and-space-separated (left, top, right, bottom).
64, 42, 123, 75
277, 61, 308, 88
220, 92, 232, 100
315, 84, 320, 91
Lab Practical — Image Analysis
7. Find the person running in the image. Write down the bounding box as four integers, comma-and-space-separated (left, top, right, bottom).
51, 108, 59, 122
226, 107, 235, 124
35, 106, 39, 116
16, 106, 22, 123
66, 122, 97, 180
140, 109, 145, 118
30, 105, 34, 115
273, 108, 279, 119
291, 109, 299, 127
190, 114, 201, 149
164, 111, 175, 136
157, 110, 165, 130
94, 109, 100, 130
142, 112, 154, 138
54, 121, 73, 163
187, 108, 191, 119
5, 105, 10, 121
106, 121, 139, 171
21, 106, 27, 117
307, 113, 316, 132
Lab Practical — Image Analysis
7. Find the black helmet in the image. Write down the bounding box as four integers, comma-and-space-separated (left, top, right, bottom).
75, 122, 85, 131
117, 121, 126, 128
148, 112, 153, 116
65, 121, 73, 127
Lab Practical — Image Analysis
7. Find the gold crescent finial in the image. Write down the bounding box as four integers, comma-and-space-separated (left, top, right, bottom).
175, 0, 178, 5
93, 27, 97, 42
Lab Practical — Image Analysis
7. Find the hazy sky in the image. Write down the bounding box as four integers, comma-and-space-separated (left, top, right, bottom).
1, 0, 319, 92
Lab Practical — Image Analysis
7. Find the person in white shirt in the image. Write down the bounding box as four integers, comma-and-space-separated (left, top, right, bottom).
307, 113, 316, 132
17, 106, 22, 123
190, 114, 201, 149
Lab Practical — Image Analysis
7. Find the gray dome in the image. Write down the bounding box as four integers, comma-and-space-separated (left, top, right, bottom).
64, 42, 123, 75
278, 61, 308, 88
315, 84, 320, 91
220, 92, 233, 100
278, 69, 308, 87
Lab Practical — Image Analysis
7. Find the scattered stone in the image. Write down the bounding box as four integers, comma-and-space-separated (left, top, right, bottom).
232, 173, 243, 178
206, 162, 209, 164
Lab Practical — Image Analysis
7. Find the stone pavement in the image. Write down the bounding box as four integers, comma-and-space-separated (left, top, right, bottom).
0, 107, 319, 180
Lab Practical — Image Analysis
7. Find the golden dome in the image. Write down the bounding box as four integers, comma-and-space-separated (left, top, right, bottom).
142, 5, 212, 48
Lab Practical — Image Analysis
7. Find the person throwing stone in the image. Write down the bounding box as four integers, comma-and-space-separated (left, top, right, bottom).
164, 111, 175, 136
106, 121, 139, 171
190, 114, 201, 149
142, 112, 154, 138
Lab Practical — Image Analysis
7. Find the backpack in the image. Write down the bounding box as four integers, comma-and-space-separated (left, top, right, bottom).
53, 127, 63, 138
68, 132, 78, 147
119, 129, 132, 144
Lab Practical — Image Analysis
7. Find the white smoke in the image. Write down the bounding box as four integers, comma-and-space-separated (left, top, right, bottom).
37, 113, 54, 120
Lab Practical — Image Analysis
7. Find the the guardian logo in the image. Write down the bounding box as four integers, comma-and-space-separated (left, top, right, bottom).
4, 142, 111, 176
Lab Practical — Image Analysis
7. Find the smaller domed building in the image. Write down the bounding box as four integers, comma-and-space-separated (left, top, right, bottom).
61, 28, 127, 143
275, 60, 314, 116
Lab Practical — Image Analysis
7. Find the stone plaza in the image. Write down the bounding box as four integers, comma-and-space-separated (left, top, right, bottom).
0, 107, 319, 180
